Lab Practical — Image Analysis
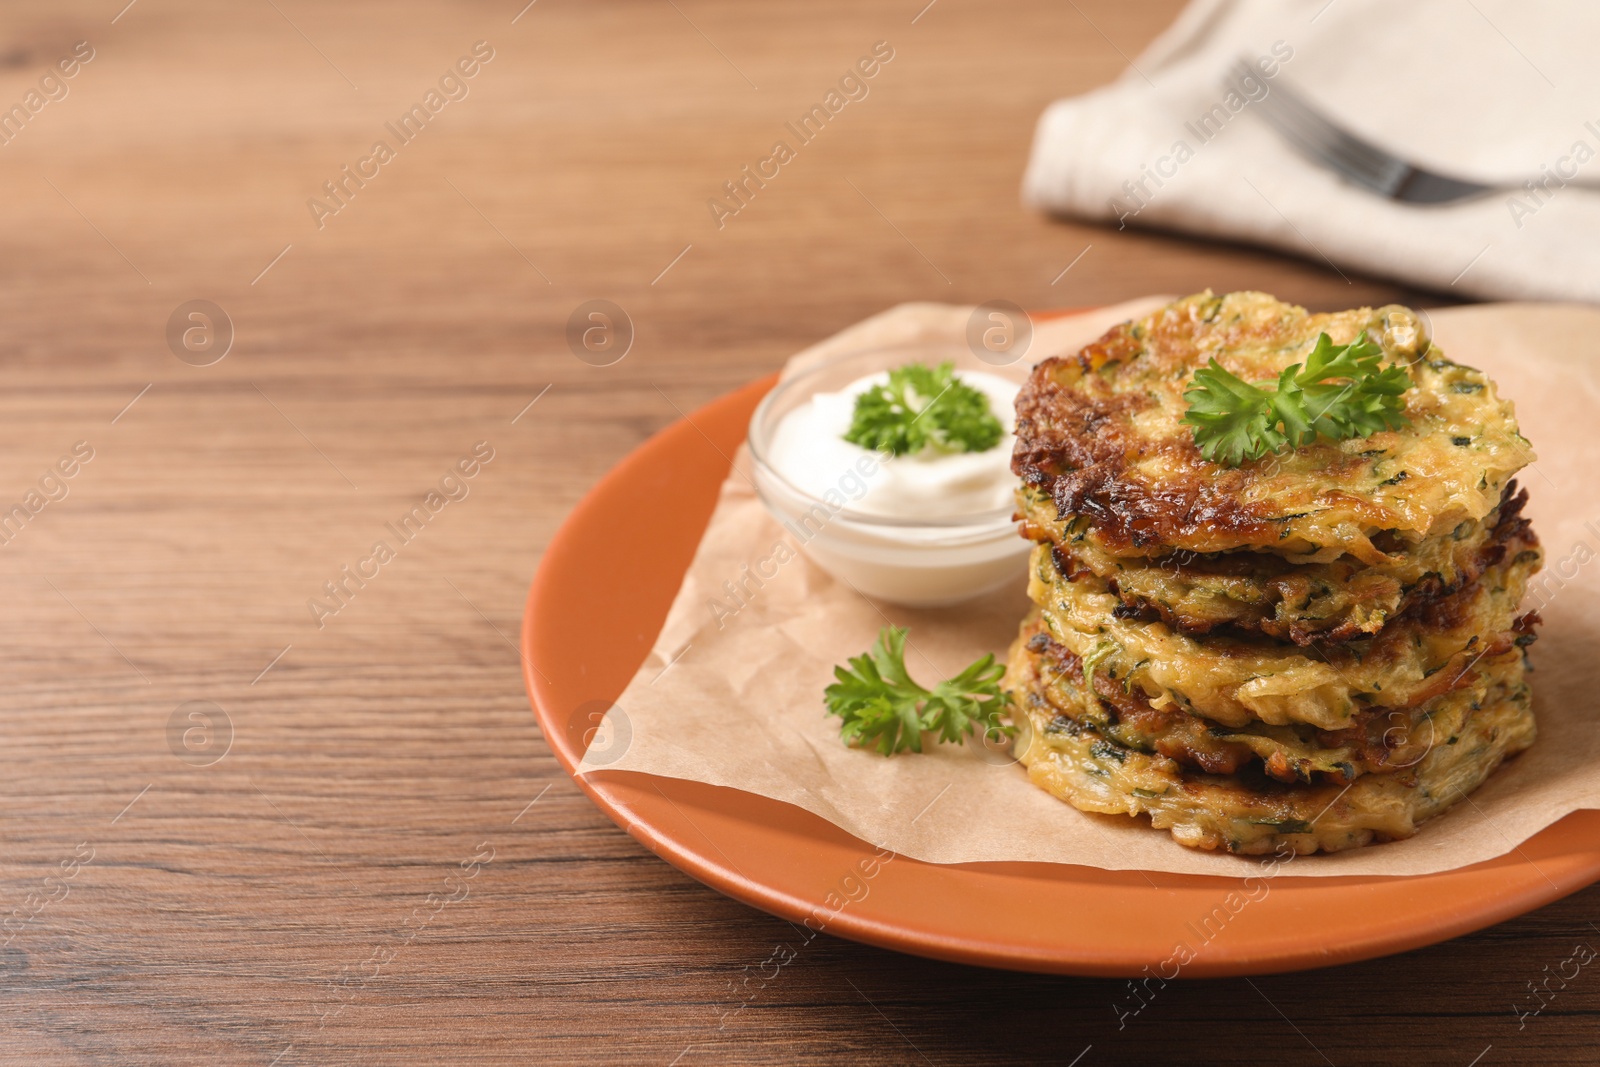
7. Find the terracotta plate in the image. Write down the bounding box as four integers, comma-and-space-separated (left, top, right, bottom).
521, 374, 1600, 978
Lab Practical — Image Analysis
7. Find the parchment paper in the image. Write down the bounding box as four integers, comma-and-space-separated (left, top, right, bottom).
580, 299, 1600, 876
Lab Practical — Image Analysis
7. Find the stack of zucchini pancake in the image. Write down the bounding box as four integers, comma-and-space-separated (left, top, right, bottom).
1006, 292, 1542, 855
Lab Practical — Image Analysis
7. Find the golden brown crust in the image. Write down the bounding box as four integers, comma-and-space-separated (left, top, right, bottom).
1011, 291, 1533, 559
1004, 616, 1538, 855
1026, 541, 1541, 730
1017, 613, 1530, 785
1017, 481, 1537, 645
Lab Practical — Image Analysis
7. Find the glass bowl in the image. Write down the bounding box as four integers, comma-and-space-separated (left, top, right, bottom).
747, 341, 1034, 608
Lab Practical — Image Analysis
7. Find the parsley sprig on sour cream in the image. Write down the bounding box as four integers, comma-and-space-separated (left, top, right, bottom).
843, 361, 1004, 457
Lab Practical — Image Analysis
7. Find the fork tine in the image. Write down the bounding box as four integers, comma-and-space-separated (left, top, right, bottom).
1231, 61, 1406, 193
1258, 80, 1398, 174
1227, 58, 1489, 202
1235, 63, 1382, 168
1256, 97, 1396, 187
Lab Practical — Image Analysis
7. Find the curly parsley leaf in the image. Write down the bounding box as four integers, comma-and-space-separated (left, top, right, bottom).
824, 626, 1013, 756
1181, 331, 1412, 466
843, 362, 1004, 457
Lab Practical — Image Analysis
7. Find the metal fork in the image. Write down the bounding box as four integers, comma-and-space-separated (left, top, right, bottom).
1227, 59, 1490, 204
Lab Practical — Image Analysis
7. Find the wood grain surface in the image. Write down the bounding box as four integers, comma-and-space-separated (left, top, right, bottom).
0, 1, 1590, 1064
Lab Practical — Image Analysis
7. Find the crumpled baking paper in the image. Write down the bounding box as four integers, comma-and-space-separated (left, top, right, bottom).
580, 299, 1600, 876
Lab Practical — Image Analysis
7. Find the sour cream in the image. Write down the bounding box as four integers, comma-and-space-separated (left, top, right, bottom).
765, 369, 1020, 518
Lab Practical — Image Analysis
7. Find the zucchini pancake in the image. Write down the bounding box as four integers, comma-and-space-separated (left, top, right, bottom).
1006, 291, 1542, 855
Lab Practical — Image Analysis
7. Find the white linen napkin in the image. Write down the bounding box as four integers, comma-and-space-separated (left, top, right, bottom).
1023, 0, 1600, 302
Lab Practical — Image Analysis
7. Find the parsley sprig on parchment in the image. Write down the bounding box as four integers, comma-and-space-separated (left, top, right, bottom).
1181, 331, 1413, 466
824, 627, 1013, 756
843, 362, 1003, 457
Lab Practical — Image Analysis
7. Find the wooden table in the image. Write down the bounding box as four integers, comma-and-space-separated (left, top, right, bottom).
2, 1, 1588, 1063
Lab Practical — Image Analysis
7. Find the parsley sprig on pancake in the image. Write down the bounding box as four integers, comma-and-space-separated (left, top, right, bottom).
1181, 329, 1413, 466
